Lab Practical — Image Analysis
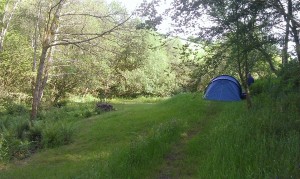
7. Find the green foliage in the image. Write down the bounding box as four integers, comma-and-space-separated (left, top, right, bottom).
0, 100, 99, 161
0, 131, 31, 161
3, 101, 28, 115
251, 61, 300, 97
83, 110, 93, 118
41, 122, 75, 148
0, 31, 32, 96
53, 100, 68, 108
0, 120, 74, 161
250, 77, 280, 96
47, 54, 89, 104
27, 124, 43, 150
279, 60, 300, 92
0, 117, 34, 161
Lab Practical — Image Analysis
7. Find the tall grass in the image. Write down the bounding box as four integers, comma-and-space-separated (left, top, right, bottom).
0, 101, 98, 161
186, 96, 300, 178
107, 119, 185, 179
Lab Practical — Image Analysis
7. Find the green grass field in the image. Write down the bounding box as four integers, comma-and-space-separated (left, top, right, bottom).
0, 93, 299, 178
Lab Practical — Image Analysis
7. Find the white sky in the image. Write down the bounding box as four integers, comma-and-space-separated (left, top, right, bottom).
106, 0, 175, 35
106, 0, 146, 13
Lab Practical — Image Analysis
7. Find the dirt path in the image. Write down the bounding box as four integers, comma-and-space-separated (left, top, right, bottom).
156, 103, 220, 179
156, 120, 205, 179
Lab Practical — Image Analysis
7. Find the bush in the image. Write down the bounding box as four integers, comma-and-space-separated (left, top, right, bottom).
15, 120, 30, 140
3, 102, 27, 115
250, 77, 280, 96
41, 122, 75, 148
83, 110, 93, 118
0, 131, 30, 161
0, 100, 86, 161
27, 124, 43, 151
53, 100, 68, 108
0, 118, 76, 161
279, 60, 300, 92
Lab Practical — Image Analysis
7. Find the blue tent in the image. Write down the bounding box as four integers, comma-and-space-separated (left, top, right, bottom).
204, 75, 242, 101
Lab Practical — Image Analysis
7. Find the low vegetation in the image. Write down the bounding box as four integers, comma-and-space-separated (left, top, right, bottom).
0, 100, 98, 162
0, 89, 299, 178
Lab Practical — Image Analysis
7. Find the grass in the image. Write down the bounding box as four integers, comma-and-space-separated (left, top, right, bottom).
0, 93, 207, 178
181, 97, 300, 178
0, 93, 299, 178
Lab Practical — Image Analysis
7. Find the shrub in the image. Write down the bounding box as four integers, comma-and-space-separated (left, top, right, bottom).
279, 60, 300, 92
0, 133, 10, 161
41, 122, 75, 148
15, 120, 30, 140
0, 131, 30, 161
27, 124, 43, 151
0, 100, 85, 161
251, 61, 300, 98
83, 110, 93, 118
0, 117, 32, 161
250, 77, 280, 96
53, 100, 68, 108
3, 102, 27, 115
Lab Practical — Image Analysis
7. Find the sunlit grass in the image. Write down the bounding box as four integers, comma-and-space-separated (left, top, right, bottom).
1, 93, 299, 178
110, 96, 169, 104
0, 93, 203, 178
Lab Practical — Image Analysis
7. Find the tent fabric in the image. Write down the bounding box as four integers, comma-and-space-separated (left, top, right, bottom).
204, 75, 242, 101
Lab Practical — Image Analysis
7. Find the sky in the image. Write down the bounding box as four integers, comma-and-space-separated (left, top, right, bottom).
106, 0, 176, 36
106, 0, 146, 13
105, 0, 197, 39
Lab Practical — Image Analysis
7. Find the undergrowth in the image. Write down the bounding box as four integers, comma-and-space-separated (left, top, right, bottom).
0, 101, 98, 161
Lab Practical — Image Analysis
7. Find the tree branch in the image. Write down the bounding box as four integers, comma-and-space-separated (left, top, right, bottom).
50, 15, 132, 47
60, 12, 126, 19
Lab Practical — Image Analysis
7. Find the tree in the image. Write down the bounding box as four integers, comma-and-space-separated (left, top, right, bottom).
139, 0, 286, 107
140, 0, 299, 65
271, 0, 300, 63
30, 0, 132, 123
0, 0, 21, 52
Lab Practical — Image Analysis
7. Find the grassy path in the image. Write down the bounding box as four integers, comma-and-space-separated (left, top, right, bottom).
156, 102, 222, 179
0, 93, 213, 178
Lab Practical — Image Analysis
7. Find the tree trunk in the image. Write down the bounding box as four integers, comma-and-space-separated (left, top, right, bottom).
0, 0, 21, 52
282, 16, 289, 66
30, 1, 65, 123
276, 0, 300, 62
287, 0, 300, 62
237, 54, 252, 109
30, 46, 49, 123
31, 0, 42, 119
37, 46, 55, 107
